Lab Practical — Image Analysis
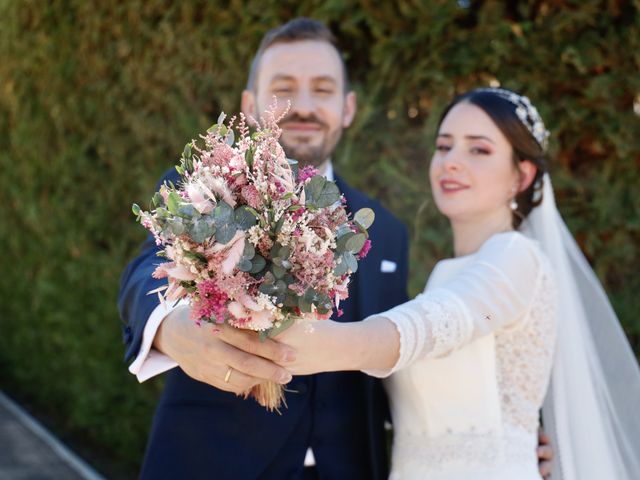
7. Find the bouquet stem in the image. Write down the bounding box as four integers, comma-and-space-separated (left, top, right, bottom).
251, 381, 286, 412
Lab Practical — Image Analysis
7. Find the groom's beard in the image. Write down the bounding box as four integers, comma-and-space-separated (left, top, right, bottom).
278, 112, 343, 168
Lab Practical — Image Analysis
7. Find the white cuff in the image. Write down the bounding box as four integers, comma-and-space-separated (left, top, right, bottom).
128, 299, 189, 382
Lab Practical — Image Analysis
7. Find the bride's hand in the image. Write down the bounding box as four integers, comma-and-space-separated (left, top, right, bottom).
274, 319, 357, 375
274, 316, 400, 376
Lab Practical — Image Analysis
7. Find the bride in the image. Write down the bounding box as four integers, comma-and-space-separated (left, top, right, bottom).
275, 87, 640, 479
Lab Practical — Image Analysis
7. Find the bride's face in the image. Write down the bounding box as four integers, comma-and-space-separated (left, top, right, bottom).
429, 102, 520, 226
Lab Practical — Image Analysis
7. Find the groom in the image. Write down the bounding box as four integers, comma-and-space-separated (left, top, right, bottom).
119, 17, 552, 479
119, 17, 408, 480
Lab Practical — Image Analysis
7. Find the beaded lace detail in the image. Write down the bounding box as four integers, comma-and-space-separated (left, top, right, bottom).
495, 262, 556, 432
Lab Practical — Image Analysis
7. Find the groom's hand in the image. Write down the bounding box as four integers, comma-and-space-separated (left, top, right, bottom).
537, 428, 553, 478
154, 306, 295, 395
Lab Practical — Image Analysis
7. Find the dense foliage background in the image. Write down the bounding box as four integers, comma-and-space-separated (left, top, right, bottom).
1, 1, 638, 477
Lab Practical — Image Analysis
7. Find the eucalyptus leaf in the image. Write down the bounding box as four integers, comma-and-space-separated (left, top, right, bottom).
345, 233, 367, 254
234, 206, 258, 229
344, 251, 358, 273
304, 177, 340, 208
334, 256, 348, 276
215, 223, 237, 244
213, 202, 233, 225
189, 218, 215, 243
336, 232, 356, 253
250, 255, 266, 274
238, 259, 253, 272
298, 296, 313, 313
168, 219, 185, 236
354, 207, 375, 230
167, 192, 181, 215
316, 181, 341, 208
177, 204, 199, 219
242, 242, 255, 260
272, 264, 286, 279
132, 203, 141, 216
259, 283, 279, 296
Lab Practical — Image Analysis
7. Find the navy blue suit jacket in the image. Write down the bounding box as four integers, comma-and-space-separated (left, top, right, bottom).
119, 169, 409, 479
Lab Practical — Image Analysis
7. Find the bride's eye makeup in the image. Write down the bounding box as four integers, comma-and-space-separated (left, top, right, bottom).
469, 146, 491, 155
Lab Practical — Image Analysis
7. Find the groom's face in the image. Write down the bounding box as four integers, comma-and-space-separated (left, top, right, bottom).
242, 40, 356, 169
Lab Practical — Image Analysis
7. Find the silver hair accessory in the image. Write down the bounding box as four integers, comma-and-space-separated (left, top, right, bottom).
477, 87, 550, 150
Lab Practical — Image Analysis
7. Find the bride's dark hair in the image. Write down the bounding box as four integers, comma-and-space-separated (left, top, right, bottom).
436, 89, 548, 228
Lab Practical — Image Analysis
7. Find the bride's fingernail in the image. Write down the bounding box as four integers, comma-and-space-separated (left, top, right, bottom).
284, 350, 296, 362
279, 372, 292, 384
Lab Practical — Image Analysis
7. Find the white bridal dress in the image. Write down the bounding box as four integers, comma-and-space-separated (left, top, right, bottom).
367, 231, 556, 480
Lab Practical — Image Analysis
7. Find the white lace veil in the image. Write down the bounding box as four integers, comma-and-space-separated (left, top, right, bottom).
520, 174, 640, 479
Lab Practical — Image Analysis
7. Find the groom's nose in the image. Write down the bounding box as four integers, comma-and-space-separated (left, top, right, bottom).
291, 89, 315, 118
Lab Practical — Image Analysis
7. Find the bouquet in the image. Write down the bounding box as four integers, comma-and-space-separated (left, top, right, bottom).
132, 105, 374, 410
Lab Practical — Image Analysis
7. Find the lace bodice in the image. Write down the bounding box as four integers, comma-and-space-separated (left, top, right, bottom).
366, 232, 556, 479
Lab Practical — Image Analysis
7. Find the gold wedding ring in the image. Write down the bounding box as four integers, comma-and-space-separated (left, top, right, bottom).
224, 367, 233, 383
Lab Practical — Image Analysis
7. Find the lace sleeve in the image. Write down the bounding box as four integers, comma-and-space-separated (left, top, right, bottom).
363, 232, 544, 378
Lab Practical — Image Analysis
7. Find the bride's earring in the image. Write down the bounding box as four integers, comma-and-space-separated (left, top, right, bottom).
509, 185, 518, 211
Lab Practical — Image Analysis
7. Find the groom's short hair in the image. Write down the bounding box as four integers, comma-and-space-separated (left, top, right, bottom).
246, 17, 350, 93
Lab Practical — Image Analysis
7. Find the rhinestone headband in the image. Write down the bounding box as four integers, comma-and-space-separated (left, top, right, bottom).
476, 87, 550, 151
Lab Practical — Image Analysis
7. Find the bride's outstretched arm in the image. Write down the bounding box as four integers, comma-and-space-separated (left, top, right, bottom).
277, 233, 546, 377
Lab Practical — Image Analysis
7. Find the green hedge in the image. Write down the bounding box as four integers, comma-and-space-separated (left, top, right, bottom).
1, 1, 638, 476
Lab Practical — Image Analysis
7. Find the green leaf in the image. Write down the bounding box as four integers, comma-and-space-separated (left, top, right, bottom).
259, 283, 279, 296
183, 142, 192, 159
298, 296, 313, 313
305, 176, 341, 208
168, 219, 185, 236
274, 215, 285, 234
167, 192, 181, 215
345, 233, 367, 254
343, 251, 358, 273
272, 264, 286, 279
267, 316, 296, 338
237, 259, 252, 272
152, 192, 164, 207
213, 201, 233, 225
242, 242, 255, 260
132, 203, 141, 216
234, 206, 258, 229
189, 218, 215, 243
215, 223, 237, 244
353, 208, 375, 230
336, 232, 355, 253
183, 250, 208, 264
334, 256, 348, 276
177, 204, 199, 219
225, 128, 235, 146
250, 255, 266, 274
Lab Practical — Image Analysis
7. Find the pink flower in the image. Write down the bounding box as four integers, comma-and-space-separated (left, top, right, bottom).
357, 239, 372, 259
298, 165, 318, 183
153, 262, 196, 282
203, 144, 235, 168
192, 279, 229, 323
241, 185, 262, 209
